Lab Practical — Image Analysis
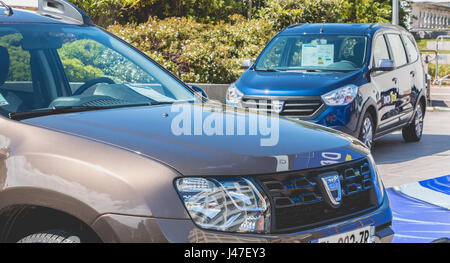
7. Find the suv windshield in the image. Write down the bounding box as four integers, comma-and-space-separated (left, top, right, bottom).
0, 24, 195, 119
255, 34, 368, 72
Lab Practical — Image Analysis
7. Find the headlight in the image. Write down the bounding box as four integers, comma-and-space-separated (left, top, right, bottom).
175, 177, 270, 233
367, 154, 385, 201
226, 83, 243, 105
321, 84, 358, 106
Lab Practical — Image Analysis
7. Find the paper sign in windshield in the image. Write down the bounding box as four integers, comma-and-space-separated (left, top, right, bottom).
301, 44, 334, 67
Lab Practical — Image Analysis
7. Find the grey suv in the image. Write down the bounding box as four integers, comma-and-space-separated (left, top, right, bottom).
0, 0, 393, 243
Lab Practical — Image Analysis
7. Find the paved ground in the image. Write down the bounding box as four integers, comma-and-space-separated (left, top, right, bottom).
372, 111, 450, 187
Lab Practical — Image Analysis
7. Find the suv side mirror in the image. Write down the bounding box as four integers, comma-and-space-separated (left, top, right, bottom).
370, 59, 395, 73
190, 85, 208, 99
241, 58, 253, 70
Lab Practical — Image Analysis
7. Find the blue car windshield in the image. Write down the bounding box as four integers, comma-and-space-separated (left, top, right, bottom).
0, 24, 195, 117
255, 34, 368, 72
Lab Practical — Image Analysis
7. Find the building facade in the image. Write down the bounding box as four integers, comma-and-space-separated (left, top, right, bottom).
410, 0, 450, 38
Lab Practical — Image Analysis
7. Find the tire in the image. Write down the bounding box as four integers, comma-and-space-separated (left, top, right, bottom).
17, 230, 81, 243
358, 112, 374, 150
431, 238, 450, 243
402, 104, 424, 142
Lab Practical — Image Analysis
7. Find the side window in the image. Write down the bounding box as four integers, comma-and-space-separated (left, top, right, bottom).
386, 34, 408, 67
0, 32, 34, 113
0, 33, 32, 82
372, 35, 390, 67
403, 35, 419, 62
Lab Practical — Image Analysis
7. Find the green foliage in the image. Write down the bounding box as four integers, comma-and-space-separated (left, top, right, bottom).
428, 63, 450, 79
69, 0, 141, 27
58, 39, 152, 83
0, 34, 32, 81
71, 0, 407, 28
108, 15, 275, 83
58, 39, 105, 82
60, 57, 104, 82
69, 0, 249, 27
340, 0, 391, 24
255, 0, 400, 31
256, 0, 345, 30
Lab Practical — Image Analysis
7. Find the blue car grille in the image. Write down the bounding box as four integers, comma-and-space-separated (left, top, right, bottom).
241, 98, 323, 118
255, 158, 380, 233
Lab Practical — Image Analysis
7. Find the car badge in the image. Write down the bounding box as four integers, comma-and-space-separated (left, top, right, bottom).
319, 172, 342, 208
271, 100, 285, 114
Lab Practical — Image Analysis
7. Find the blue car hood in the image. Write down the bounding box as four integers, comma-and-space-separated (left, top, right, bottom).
236, 69, 364, 96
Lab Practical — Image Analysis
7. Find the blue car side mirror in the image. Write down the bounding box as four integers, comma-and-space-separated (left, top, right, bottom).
370, 59, 395, 73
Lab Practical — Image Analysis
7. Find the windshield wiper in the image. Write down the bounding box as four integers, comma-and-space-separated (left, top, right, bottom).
9, 103, 152, 120
254, 68, 283, 72
306, 69, 355, 72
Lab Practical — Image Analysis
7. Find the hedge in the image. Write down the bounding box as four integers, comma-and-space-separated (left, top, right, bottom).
108, 15, 275, 83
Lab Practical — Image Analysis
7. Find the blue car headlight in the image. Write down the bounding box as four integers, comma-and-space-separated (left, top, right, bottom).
226, 83, 244, 105
321, 84, 358, 106
175, 177, 270, 233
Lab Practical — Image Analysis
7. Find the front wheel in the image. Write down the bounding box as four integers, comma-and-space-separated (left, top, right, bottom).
402, 105, 424, 142
17, 230, 81, 243
358, 112, 374, 150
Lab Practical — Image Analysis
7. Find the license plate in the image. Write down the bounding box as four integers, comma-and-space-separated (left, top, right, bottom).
313, 225, 375, 243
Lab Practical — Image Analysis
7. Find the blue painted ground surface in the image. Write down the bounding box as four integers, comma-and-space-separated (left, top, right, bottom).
387, 175, 450, 243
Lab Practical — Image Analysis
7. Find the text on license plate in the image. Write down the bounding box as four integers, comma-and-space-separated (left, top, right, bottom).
314, 225, 375, 243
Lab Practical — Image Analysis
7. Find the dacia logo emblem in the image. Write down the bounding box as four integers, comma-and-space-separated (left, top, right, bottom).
319, 172, 342, 208
271, 100, 285, 114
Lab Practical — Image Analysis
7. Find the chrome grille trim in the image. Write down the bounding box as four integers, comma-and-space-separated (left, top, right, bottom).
240, 96, 325, 120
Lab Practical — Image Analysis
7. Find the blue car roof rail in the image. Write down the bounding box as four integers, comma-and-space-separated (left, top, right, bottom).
369, 22, 406, 32
36, 0, 93, 25
287, 23, 304, 29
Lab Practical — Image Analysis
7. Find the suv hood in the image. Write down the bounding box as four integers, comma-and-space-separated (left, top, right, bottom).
23, 103, 367, 176
236, 69, 364, 96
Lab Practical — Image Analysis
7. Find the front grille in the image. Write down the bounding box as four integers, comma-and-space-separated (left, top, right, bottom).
241, 97, 323, 118
255, 158, 380, 233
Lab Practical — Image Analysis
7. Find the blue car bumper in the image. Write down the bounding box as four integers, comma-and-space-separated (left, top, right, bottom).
301, 101, 361, 138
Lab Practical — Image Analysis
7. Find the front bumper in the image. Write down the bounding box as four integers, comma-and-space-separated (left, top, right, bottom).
91, 192, 393, 243
228, 98, 361, 138
310, 101, 361, 138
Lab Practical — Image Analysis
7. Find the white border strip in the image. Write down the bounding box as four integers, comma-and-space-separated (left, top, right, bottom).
393, 182, 450, 210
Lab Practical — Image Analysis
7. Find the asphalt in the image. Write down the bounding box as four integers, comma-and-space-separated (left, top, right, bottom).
372, 111, 450, 187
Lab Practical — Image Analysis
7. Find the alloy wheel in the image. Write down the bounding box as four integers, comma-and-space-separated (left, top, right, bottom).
361, 117, 373, 149
415, 107, 424, 137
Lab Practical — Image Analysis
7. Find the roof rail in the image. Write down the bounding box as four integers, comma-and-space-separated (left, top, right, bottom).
369, 23, 405, 31
287, 23, 304, 29
37, 0, 93, 25
0, 1, 13, 16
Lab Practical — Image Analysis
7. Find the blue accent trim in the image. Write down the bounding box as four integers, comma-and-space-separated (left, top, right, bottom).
387, 187, 450, 243
418, 175, 450, 196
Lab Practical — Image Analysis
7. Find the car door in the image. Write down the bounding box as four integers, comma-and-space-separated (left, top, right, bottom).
385, 33, 414, 125
370, 34, 401, 132
402, 34, 423, 121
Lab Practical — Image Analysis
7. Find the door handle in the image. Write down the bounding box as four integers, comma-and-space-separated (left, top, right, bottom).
392, 77, 398, 84
410, 70, 415, 77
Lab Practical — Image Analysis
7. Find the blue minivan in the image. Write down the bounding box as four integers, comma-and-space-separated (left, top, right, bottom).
226, 23, 427, 149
